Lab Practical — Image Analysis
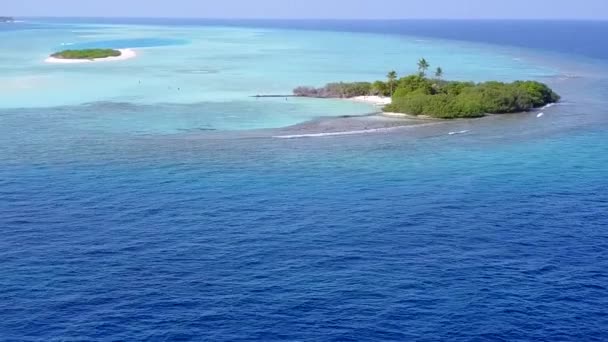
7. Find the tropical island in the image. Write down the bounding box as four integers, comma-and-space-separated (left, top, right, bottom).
51, 49, 122, 60
45, 48, 137, 64
0, 17, 15, 23
294, 58, 560, 119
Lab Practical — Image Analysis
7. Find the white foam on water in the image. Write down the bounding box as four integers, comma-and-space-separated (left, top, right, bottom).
273, 122, 444, 139
273, 127, 398, 139
542, 103, 556, 109
449, 130, 469, 135
537, 112, 545, 118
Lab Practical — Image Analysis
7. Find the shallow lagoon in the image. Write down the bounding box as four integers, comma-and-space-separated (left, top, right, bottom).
0, 20, 561, 132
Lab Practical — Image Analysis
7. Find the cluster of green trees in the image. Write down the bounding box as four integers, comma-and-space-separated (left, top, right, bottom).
294, 58, 560, 119
51, 49, 121, 60
385, 78, 559, 119
294, 82, 375, 98
386, 80, 556, 118
384, 58, 441, 95
293, 80, 395, 98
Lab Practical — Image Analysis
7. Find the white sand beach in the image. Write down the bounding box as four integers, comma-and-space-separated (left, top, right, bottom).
348, 95, 392, 106
345, 96, 435, 119
44, 49, 137, 64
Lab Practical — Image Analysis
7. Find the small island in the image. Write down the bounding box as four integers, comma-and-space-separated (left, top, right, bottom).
45, 48, 137, 64
51, 49, 122, 60
0, 16, 15, 23
294, 58, 560, 119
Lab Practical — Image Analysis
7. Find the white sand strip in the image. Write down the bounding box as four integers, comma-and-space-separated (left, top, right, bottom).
45, 49, 137, 64
348, 96, 392, 106
345, 96, 434, 119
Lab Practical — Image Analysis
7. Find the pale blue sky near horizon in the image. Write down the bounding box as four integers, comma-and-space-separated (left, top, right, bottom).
5, 0, 608, 20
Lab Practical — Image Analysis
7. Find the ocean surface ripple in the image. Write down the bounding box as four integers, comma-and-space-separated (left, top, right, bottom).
2, 128, 608, 341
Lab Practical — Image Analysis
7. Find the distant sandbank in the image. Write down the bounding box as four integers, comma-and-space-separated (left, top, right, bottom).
45, 49, 137, 64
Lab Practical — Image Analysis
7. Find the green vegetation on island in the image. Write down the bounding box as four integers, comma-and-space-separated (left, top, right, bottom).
51, 49, 121, 60
294, 82, 377, 98
294, 58, 560, 119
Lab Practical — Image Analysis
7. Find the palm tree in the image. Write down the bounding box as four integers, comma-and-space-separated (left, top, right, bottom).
387, 70, 398, 97
435, 67, 443, 80
417, 58, 430, 77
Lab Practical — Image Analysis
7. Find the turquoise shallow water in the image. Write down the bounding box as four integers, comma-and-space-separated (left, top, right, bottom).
67, 37, 189, 49
1, 19, 607, 341
0, 20, 559, 131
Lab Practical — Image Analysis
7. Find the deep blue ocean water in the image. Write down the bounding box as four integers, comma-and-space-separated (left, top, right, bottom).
1, 19, 608, 341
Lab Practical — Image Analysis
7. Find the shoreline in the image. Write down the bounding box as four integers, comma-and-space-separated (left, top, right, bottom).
380, 111, 434, 120
342, 95, 554, 120
44, 48, 137, 64
342, 95, 426, 119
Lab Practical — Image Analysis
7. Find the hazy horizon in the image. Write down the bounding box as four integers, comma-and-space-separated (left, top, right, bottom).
4, 0, 608, 20
12, 16, 608, 21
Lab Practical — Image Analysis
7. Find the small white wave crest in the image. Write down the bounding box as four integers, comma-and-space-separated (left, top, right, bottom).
448, 130, 469, 135
273, 127, 398, 139
542, 103, 556, 109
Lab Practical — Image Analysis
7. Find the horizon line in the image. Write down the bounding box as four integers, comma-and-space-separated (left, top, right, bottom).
10, 15, 608, 22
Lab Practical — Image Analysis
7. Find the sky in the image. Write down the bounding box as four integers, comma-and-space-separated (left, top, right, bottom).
5, 0, 608, 20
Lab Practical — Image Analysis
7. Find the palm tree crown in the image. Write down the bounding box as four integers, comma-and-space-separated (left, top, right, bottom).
417, 58, 430, 77
435, 67, 443, 79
